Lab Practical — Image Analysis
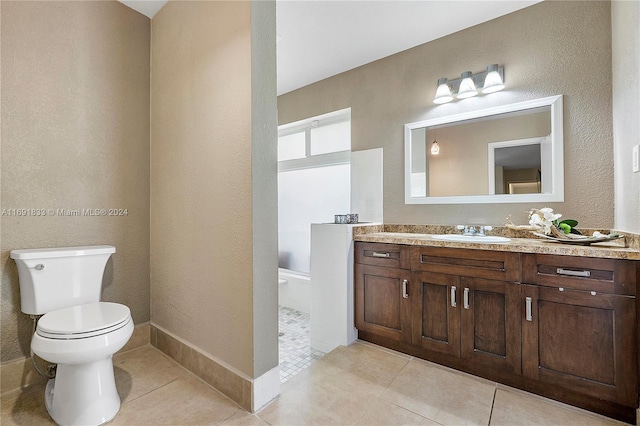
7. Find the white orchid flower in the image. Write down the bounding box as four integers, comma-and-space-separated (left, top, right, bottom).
539, 207, 562, 222
528, 208, 561, 235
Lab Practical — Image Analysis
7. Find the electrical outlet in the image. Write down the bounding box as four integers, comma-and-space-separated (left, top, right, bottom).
634, 144, 640, 173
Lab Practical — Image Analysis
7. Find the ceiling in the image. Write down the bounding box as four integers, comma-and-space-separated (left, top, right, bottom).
118, 0, 542, 95
119, 0, 168, 19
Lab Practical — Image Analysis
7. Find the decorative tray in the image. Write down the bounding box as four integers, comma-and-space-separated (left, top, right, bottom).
532, 232, 624, 246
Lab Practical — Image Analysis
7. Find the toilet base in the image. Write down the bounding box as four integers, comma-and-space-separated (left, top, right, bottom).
45, 356, 121, 425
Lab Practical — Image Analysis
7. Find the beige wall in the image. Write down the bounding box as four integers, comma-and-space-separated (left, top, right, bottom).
278, 1, 614, 228
0, 1, 151, 363
612, 0, 640, 233
150, 1, 277, 379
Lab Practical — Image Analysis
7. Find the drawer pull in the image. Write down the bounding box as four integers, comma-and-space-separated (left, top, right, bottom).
451, 286, 457, 308
525, 297, 532, 321
402, 280, 409, 299
556, 268, 590, 278
463, 288, 470, 310
371, 252, 390, 258
591, 291, 597, 296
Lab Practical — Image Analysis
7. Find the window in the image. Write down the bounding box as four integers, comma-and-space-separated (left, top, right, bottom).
277, 132, 306, 161
278, 108, 351, 274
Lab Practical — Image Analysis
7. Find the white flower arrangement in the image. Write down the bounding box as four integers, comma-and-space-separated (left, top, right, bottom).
528, 208, 562, 235
528, 207, 581, 238
517, 208, 621, 243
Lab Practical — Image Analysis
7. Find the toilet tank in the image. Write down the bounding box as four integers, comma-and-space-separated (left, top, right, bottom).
10, 245, 116, 315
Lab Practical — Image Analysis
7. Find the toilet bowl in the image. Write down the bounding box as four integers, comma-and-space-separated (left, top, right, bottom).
34, 302, 134, 425
10, 245, 133, 425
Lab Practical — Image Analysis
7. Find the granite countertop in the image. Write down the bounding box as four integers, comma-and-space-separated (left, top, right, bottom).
351, 224, 640, 260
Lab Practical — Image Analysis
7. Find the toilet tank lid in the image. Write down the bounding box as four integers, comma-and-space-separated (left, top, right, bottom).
10, 245, 116, 260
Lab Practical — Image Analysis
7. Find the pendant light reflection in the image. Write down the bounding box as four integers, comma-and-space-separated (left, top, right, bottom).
431, 127, 440, 155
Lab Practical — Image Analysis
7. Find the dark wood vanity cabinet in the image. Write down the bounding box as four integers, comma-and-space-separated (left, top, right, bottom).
459, 276, 522, 374
356, 243, 522, 373
355, 243, 640, 423
410, 271, 460, 356
409, 247, 522, 374
521, 254, 638, 410
354, 243, 411, 343
410, 272, 522, 374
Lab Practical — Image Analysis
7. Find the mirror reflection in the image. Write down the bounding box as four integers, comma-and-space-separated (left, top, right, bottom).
405, 96, 563, 204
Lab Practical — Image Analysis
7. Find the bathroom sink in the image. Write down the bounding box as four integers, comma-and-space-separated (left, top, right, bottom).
432, 234, 511, 244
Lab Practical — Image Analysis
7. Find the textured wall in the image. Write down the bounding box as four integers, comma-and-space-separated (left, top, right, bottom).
278, 1, 614, 228
151, 1, 277, 378
612, 0, 640, 233
250, 1, 279, 378
0, 1, 151, 362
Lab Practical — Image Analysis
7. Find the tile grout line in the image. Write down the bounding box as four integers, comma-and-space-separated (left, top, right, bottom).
383, 399, 447, 425
375, 355, 448, 425
119, 376, 184, 407
487, 385, 498, 425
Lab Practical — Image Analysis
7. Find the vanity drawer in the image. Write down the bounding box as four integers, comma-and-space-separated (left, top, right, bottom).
522, 254, 637, 296
410, 246, 520, 282
355, 242, 410, 269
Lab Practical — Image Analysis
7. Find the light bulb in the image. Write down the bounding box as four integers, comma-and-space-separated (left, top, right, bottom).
482, 64, 505, 94
456, 71, 478, 99
431, 140, 440, 155
433, 78, 453, 104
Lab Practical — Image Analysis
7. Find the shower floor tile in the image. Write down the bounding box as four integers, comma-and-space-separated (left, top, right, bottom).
278, 306, 325, 383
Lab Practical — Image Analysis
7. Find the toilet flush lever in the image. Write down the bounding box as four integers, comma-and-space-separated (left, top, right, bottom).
29, 264, 44, 270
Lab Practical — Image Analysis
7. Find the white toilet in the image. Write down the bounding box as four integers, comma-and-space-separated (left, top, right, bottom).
10, 245, 133, 426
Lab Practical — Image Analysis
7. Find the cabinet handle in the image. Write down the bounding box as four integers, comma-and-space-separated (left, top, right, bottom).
402, 280, 409, 299
463, 288, 470, 310
556, 268, 590, 278
526, 297, 532, 321
372, 252, 390, 258
451, 286, 457, 308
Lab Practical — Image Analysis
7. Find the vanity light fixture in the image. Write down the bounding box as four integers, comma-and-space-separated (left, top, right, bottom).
433, 64, 505, 104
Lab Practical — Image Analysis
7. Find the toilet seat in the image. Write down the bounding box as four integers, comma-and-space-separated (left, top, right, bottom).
37, 302, 131, 340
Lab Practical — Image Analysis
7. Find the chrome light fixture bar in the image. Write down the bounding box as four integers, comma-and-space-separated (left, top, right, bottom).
433, 64, 505, 104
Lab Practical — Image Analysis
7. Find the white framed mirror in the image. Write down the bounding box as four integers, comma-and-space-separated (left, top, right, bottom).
404, 95, 563, 204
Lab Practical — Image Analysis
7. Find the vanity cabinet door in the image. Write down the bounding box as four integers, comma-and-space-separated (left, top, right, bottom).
460, 277, 521, 374
355, 263, 412, 343
521, 284, 637, 407
410, 271, 461, 357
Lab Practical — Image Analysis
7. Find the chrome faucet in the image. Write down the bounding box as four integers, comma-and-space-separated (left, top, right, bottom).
456, 225, 493, 236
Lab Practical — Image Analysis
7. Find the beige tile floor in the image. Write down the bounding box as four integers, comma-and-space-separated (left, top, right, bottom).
1, 342, 629, 426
